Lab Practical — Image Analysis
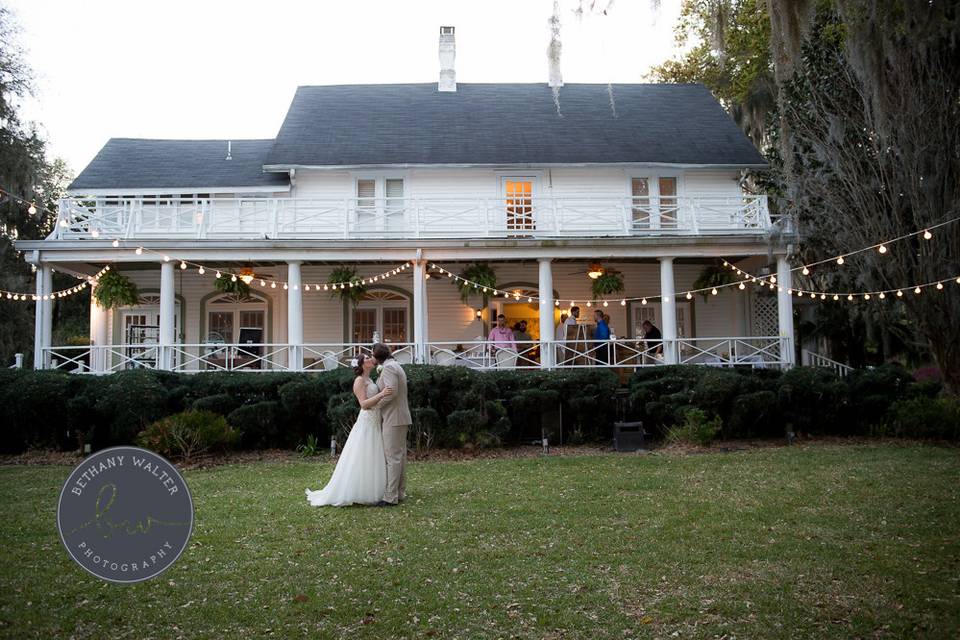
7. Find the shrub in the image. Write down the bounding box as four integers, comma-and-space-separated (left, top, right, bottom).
411, 407, 441, 453
295, 433, 325, 457
881, 396, 960, 440
445, 409, 491, 448
79, 369, 172, 450
778, 367, 848, 435
728, 390, 780, 439
191, 393, 240, 416
227, 401, 283, 449
0, 371, 89, 453
136, 410, 239, 461
844, 364, 913, 433
666, 407, 721, 447
326, 392, 360, 446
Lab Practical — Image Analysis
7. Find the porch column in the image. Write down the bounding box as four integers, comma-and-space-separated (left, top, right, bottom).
32, 266, 45, 369
538, 258, 555, 369
159, 261, 175, 370
413, 259, 429, 363
659, 257, 678, 364
89, 293, 110, 373
287, 261, 303, 371
777, 256, 796, 368
42, 265, 53, 364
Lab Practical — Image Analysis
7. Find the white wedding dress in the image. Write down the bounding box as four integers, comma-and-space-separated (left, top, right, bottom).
305, 379, 386, 506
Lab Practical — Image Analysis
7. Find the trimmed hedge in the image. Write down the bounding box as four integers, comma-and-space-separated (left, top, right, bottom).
0, 363, 954, 455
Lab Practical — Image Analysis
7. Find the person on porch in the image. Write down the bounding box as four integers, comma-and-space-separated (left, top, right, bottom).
488, 314, 517, 355
642, 320, 663, 362
593, 309, 610, 364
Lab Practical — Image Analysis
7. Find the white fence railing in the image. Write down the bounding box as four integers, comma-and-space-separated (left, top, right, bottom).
802, 349, 854, 377
42, 337, 789, 374
53, 194, 772, 240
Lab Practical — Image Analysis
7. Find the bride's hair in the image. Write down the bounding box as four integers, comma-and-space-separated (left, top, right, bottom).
352, 353, 368, 377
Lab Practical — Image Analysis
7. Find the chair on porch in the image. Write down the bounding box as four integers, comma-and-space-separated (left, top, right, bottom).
393, 348, 413, 365
321, 350, 339, 371
432, 348, 458, 366
495, 348, 519, 368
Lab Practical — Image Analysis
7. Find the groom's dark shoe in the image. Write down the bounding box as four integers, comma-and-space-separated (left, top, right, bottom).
375, 500, 397, 507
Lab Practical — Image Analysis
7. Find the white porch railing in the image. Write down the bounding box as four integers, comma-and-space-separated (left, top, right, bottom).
802, 349, 854, 377
53, 194, 772, 240
43, 337, 789, 374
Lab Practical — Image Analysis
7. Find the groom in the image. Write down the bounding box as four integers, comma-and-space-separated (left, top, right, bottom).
372, 343, 411, 506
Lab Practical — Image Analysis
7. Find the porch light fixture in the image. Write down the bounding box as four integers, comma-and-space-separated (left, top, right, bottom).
587, 263, 605, 279
476, 309, 482, 318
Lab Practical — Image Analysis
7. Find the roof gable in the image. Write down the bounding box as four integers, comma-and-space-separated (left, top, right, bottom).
265, 83, 767, 168
68, 138, 289, 192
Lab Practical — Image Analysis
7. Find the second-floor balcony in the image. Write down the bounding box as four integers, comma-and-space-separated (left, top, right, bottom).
53, 194, 774, 241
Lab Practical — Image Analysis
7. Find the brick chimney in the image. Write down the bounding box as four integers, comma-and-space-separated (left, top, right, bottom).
438, 26, 456, 92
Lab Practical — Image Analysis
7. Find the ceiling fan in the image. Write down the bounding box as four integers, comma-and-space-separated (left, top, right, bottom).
567, 262, 612, 279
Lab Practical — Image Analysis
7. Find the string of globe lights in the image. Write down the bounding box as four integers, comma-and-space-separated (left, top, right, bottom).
785, 214, 960, 275
1, 265, 110, 302
428, 262, 756, 309
127, 245, 411, 292
718, 214, 960, 301
722, 260, 960, 301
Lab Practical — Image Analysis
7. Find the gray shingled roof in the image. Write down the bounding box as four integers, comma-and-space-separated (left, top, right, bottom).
68, 139, 289, 192
265, 83, 767, 168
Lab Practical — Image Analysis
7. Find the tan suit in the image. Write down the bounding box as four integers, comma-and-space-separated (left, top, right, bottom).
376, 358, 411, 503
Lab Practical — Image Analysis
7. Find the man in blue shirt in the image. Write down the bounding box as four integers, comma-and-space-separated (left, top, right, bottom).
593, 309, 611, 364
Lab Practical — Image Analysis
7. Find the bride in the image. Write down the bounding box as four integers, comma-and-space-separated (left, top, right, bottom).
305, 354, 393, 506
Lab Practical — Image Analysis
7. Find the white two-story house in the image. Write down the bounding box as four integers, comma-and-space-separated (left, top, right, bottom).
18, 27, 796, 374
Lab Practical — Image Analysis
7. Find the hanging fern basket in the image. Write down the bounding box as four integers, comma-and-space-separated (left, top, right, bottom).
93, 269, 139, 309
454, 263, 498, 304
591, 270, 624, 301
328, 266, 365, 306
214, 275, 252, 298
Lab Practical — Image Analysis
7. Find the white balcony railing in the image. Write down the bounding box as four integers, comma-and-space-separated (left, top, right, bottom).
42, 337, 789, 374
52, 194, 772, 241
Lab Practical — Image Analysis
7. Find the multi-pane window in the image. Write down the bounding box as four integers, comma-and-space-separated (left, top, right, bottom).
505, 179, 534, 232
630, 176, 678, 231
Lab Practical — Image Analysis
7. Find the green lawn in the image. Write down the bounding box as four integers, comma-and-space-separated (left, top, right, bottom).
1, 443, 959, 639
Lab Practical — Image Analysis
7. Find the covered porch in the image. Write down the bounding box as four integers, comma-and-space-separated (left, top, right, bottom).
29, 244, 797, 374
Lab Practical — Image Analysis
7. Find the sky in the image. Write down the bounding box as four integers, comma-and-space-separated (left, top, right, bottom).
9, 0, 686, 175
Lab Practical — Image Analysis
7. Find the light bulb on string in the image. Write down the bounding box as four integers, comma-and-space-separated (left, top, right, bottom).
685, 292, 692, 300
847, 294, 854, 301
231, 274, 238, 282
837, 256, 844, 265
620, 299, 626, 306
603, 300, 609, 307
936, 282, 944, 290
180, 261, 187, 270
864, 294, 871, 300
879, 292, 885, 299
112, 239, 119, 248
198, 267, 205, 275
711, 288, 718, 296
914, 286, 921, 294
738, 283, 745, 290
923, 230, 932, 240
802, 266, 810, 275
820, 294, 826, 300
215, 271, 222, 279
135, 247, 143, 255
896, 290, 903, 297
28, 203, 36, 215
641, 298, 647, 305
878, 244, 887, 254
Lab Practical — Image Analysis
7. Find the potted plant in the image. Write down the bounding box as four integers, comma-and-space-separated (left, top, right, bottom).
214, 274, 252, 298
328, 266, 365, 306
93, 269, 139, 309
692, 264, 738, 302
454, 263, 498, 303
591, 269, 624, 301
